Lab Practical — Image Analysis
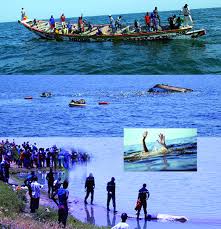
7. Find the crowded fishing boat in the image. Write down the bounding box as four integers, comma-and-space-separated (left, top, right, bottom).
18, 4, 206, 42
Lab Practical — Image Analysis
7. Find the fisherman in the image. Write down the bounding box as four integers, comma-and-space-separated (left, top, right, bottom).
111, 213, 130, 229
30, 176, 42, 213
49, 15, 55, 31
134, 20, 140, 32
168, 15, 177, 29
182, 4, 193, 26
176, 16, 183, 28
115, 16, 122, 30
24, 171, 36, 196
52, 180, 69, 228
96, 27, 103, 36
67, 22, 72, 33
84, 173, 95, 205
60, 13, 66, 27
21, 8, 26, 21
153, 7, 160, 25
107, 177, 117, 213
46, 167, 54, 198
78, 16, 84, 33
109, 15, 116, 33
144, 12, 151, 32
136, 184, 150, 220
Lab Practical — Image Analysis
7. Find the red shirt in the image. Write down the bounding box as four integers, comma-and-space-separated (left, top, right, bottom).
61, 16, 66, 22
145, 15, 151, 24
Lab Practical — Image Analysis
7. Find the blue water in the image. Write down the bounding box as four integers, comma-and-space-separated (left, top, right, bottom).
9, 137, 221, 229
124, 136, 197, 171
0, 75, 220, 137
0, 8, 221, 74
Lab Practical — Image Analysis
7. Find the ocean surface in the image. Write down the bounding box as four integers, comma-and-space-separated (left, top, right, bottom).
0, 75, 220, 137
124, 136, 197, 171
0, 8, 221, 75
12, 137, 221, 229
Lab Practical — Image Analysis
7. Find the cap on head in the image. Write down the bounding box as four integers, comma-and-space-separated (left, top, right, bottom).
121, 213, 128, 221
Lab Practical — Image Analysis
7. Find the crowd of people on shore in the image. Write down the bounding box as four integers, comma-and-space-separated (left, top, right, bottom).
0, 139, 90, 182
20, 169, 150, 228
21, 3, 193, 35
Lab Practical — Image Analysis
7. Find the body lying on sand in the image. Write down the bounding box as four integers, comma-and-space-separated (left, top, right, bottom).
21, 3, 193, 36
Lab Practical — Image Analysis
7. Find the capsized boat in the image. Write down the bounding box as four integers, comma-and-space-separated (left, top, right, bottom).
18, 19, 206, 42
40, 92, 52, 97
69, 99, 86, 107
148, 84, 193, 93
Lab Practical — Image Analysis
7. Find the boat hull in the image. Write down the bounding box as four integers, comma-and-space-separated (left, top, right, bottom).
19, 20, 206, 42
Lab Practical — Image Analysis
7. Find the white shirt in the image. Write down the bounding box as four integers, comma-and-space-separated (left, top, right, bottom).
111, 222, 130, 229
31, 181, 41, 198
21, 9, 25, 17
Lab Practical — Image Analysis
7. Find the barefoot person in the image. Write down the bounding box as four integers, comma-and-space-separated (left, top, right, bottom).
136, 184, 150, 220
111, 213, 130, 229
30, 177, 42, 213
84, 173, 95, 205
46, 167, 54, 198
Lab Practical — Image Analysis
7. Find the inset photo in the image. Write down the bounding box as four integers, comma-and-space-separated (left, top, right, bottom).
124, 128, 197, 171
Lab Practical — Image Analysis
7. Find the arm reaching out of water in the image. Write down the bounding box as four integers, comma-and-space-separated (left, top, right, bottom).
142, 131, 149, 153
157, 133, 167, 149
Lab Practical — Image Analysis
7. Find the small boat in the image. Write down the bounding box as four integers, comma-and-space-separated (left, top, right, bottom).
69, 99, 86, 107
18, 19, 206, 42
40, 92, 52, 97
98, 101, 109, 105
24, 96, 33, 100
148, 84, 193, 93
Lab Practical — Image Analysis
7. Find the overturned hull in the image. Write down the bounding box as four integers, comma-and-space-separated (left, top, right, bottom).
18, 19, 206, 42
148, 84, 193, 93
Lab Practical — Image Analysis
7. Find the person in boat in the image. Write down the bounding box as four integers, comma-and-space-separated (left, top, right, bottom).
78, 16, 84, 33
144, 12, 151, 32
151, 13, 159, 31
136, 183, 150, 220
96, 27, 103, 36
107, 177, 117, 213
182, 4, 193, 26
84, 173, 95, 205
52, 180, 69, 228
60, 13, 66, 28
176, 16, 183, 28
109, 15, 116, 33
49, 15, 55, 31
115, 16, 122, 30
153, 7, 160, 25
168, 15, 177, 29
111, 213, 129, 229
134, 20, 140, 32
21, 8, 25, 21
67, 22, 72, 33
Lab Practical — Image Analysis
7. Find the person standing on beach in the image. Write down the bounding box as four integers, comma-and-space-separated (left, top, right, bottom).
84, 173, 95, 204
30, 176, 41, 213
24, 171, 36, 197
111, 213, 130, 229
21, 8, 25, 20
136, 184, 150, 219
107, 177, 117, 213
182, 4, 193, 26
52, 180, 69, 228
46, 167, 54, 198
